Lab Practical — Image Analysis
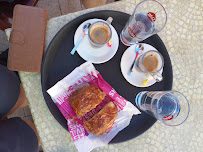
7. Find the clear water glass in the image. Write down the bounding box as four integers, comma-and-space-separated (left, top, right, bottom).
120, 0, 167, 46
135, 91, 190, 126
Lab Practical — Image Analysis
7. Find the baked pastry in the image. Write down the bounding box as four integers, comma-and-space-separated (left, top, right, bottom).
68, 85, 106, 117
83, 101, 118, 136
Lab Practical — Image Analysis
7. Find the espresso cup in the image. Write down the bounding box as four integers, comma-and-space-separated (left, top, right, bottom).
88, 17, 112, 48
135, 50, 164, 82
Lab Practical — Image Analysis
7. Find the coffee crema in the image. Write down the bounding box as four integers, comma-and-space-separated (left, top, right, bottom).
143, 53, 159, 72
90, 25, 110, 43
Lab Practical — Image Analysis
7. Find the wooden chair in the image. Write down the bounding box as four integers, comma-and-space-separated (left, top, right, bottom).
0, 0, 38, 31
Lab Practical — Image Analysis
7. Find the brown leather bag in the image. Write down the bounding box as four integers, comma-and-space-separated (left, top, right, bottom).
8, 4, 48, 72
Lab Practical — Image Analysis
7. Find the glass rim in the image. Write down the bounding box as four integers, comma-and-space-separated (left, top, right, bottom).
88, 21, 112, 45
141, 50, 164, 74
157, 91, 190, 126
134, 0, 168, 32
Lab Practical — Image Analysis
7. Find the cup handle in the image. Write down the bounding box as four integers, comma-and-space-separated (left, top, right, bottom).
143, 73, 162, 86
150, 73, 163, 82
106, 17, 113, 24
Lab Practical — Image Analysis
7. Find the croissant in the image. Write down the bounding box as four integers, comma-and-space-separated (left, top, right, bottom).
68, 85, 106, 117
83, 101, 118, 136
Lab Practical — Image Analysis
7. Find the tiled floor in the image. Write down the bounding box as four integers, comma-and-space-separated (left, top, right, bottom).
7, 105, 33, 122
0, 30, 9, 54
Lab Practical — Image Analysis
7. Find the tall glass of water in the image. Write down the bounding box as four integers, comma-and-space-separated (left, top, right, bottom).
135, 91, 190, 126
120, 0, 167, 46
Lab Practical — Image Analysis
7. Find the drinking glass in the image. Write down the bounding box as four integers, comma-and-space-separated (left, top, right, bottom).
120, 0, 167, 46
135, 91, 190, 126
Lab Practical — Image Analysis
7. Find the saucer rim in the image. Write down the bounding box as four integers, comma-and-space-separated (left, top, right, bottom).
74, 18, 119, 64
120, 43, 163, 87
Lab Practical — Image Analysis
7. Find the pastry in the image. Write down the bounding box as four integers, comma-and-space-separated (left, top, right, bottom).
83, 101, 118, 136
69, 85, 106, 117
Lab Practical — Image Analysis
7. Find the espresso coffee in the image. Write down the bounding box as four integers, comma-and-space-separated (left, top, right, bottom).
90, 25, 110, 43
143, 53, 159, 72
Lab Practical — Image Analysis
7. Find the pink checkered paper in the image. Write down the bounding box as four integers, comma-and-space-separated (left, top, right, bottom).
47, 62, 141, 152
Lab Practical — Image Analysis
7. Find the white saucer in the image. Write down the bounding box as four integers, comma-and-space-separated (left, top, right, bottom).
74, 19, 119, 64
120, 43, 163, 87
